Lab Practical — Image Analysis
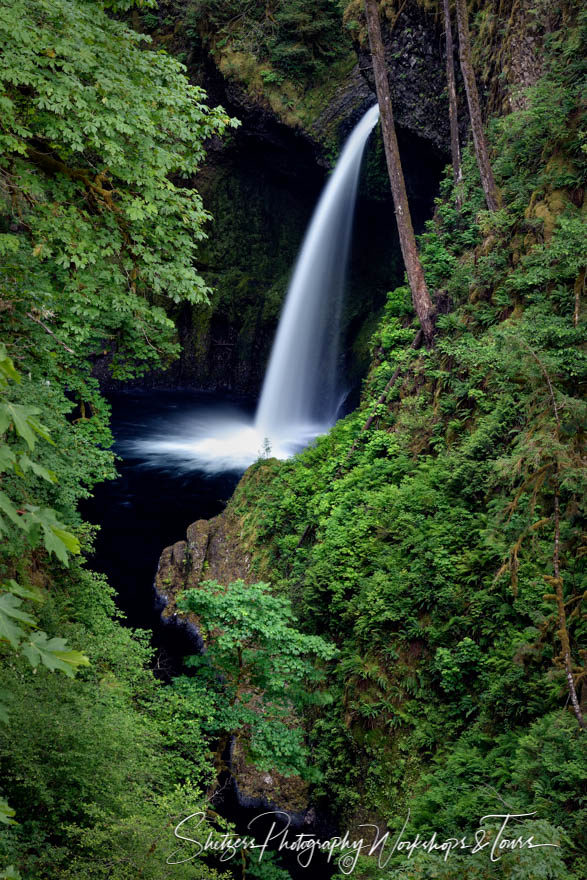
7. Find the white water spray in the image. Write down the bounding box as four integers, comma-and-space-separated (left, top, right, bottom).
128, 106, 379, 473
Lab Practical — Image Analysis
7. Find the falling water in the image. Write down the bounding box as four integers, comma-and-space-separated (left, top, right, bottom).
126, 105, 379, 473
255, 103, 380, 444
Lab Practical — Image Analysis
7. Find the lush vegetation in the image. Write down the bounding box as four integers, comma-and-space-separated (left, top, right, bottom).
228, 7, 586, 877
0, 0, 240, 876
0, 0, 584, 879
140, 0, 357, 134
180, 0, 349, 86
177, 579, 337, 778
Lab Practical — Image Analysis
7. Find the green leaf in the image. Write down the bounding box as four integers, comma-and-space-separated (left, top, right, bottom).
4, 403, 50, 450
25, 507, 80, 565
0, 445, 16, 473
21, 631, 90, 677
19, 454, 56, 483
2, 579, 42, 603
0, 491, 27, 537
0, 343, 20, 386
0, 405, 11, 436
0, 798, 17, 828
0, 592, 35, 648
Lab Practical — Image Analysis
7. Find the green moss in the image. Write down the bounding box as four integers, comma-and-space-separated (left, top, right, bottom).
185, 161, 313, 379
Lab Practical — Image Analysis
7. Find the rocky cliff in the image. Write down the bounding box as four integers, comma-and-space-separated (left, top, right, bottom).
117, 1, 450, 396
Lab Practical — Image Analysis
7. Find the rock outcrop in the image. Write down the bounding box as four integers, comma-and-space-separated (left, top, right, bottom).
355, 2, 454, 153
155, 507, 312, 811
155, 511, 254, 621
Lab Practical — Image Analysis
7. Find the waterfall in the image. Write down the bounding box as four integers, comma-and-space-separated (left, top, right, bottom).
255, 104, 380, 445
127, 106, 379, 473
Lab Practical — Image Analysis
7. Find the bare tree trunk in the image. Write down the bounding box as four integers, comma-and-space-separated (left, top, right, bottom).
364, 0, 435, 344
454, 0, 500, 212
552, 488, 586, 731
442, 0, 463, 202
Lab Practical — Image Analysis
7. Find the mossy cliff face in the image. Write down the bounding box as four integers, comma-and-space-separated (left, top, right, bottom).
347, 0, 557, 121
167, 151, 322, 393
154, 504, 312, 812
352, 1, 453, 152
471, 0, 562, 113
129, 1, 450, 395
144, 1, 454, 154
116, 1, 556, 398
155, 513, 253, 622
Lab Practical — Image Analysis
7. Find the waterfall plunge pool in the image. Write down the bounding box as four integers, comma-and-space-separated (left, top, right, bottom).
82, 390, 251, 636
84, 387, 351, 631
125, 402, 332, 475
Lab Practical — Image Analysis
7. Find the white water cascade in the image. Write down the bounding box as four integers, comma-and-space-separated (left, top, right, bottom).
127, 105, 379, 473
255, 103, 380, 444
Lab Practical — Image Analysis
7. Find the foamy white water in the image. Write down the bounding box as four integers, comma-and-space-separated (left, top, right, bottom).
129, 106, 379, 473
125, 407, 325, 474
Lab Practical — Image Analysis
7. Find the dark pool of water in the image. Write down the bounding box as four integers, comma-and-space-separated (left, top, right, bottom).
81, 390, 249, 659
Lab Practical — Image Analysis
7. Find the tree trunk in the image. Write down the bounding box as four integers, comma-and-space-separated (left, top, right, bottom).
364, 0, 435, 344
454, 0, 500, 212
552, 489, 585, 731
442, 0, 463, 201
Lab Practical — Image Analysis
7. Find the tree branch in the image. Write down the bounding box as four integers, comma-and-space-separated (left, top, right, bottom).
26, 312, 75, 354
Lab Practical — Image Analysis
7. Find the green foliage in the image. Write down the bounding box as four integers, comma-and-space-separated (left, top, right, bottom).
0, 346, 89, 711
228, 11, 586, 876
178, 579, 338, 777
185, 0, 349, 87
0, 1, 237, 877
0, 584, 89, 678
246, 850, 292, 880
0, 345, 79, 561
0, 562, 228, 879
0, 0, 238, 377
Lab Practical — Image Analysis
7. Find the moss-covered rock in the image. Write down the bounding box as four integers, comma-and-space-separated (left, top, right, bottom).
155, 509, 254, 620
